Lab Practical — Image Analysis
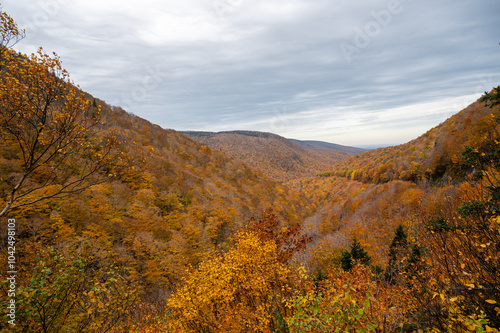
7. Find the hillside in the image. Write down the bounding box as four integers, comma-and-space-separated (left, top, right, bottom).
289, 139, 367, 155
0, 46, 316, 328
183, 130, 362, 182
0, 93, 315, 278
329, 98, 500, 184
290, 93, 500, 268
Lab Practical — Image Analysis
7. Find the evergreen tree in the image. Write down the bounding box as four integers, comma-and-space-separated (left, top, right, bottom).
340, 238, 371, 271
385, 224, 408, 281
340, 250, 353, 271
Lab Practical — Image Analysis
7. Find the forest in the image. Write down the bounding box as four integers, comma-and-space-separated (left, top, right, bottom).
183, 130, 355, 182
0, 9, 499, 333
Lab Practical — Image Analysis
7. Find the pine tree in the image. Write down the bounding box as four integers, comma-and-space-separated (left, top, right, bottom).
340, 238, 371, 271
385, 225, 408, 281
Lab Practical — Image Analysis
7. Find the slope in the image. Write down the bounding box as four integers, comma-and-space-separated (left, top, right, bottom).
329, 97, 500, 184
289, 139, 367, 155
0, 45, 314, 299
183, 130, 361, 182
292, 91, 500, 271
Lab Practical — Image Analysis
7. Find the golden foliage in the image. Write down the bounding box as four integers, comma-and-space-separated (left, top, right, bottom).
167, 231, 307, 332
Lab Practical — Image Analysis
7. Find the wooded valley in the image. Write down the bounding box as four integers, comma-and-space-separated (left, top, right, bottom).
0, 10, 499, 332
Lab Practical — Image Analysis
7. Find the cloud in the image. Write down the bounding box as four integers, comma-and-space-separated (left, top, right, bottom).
5, 0, 500, 147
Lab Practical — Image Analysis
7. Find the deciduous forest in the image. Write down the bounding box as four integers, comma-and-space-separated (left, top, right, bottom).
0, 9, 499, 333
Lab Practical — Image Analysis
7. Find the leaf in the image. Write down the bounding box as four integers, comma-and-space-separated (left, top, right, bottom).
485, 325, 497, 333
485, 299, 497, 304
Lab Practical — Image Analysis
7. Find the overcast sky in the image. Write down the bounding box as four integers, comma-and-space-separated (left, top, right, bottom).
5, 0, 500, 147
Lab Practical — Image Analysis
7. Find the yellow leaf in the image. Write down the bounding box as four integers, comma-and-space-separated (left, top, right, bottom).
485, 325, 497, 333
485, 299, 497, 304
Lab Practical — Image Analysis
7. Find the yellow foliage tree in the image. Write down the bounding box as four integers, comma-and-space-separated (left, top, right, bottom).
167, 231, 307, 332
0, 7, 25, 58
0, 44, 118, 217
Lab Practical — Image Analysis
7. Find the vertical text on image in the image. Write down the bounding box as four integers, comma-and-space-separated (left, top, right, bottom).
6, 218, 17, 325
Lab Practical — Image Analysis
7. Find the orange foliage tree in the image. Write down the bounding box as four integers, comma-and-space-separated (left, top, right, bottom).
245, 209, 311, 263
0, 46, 118, 217
416, 142, 500, 331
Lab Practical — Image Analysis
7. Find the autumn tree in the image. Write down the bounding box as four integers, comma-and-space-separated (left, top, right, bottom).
287, 264, 416, 333
0, 245, 137, 332
417, 119, 500, 330
167, 231, 307, 332
0, 7, 25, 59
0, 46, 118, 217
245, 209, 311, 263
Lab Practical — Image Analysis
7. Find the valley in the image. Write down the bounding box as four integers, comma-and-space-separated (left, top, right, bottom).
0, 11, 499, 332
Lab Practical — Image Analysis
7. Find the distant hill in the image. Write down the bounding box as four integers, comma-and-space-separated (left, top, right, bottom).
289, 139, 367, 155
182, 130, 363, 182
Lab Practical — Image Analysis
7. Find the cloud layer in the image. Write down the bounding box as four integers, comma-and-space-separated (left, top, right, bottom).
6, 0, 500, 147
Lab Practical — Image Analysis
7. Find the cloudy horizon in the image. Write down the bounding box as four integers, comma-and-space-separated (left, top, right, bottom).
5, 0, 500, 148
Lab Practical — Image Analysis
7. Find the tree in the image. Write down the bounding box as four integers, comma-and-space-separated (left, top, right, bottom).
340, 238, 371, 271
245, 209, 311, 263
167, 231, 307, 332
480, 86, 500, 108
0, 46, 118, 217
384, 224, 411, 281
287, 265, 378, 333
417, 137, 500, 331
1, 245, 137, 332
0, 7, 25, 59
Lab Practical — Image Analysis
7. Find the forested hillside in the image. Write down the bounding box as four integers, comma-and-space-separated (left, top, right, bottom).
0, 33, 313, 331
0, 10, 499, 333
184, 130, 356, 182
289, 139, 367, 155
331, 98, 498, 183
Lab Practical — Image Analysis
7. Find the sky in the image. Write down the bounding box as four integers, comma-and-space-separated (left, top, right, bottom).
5, 0, 500, 148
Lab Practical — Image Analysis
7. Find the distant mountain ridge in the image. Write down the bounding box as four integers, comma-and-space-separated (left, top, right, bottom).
183, 130, 366, 153
182, 130, 364, 182
184, 130, 283, 139
288, 139, 367, 155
